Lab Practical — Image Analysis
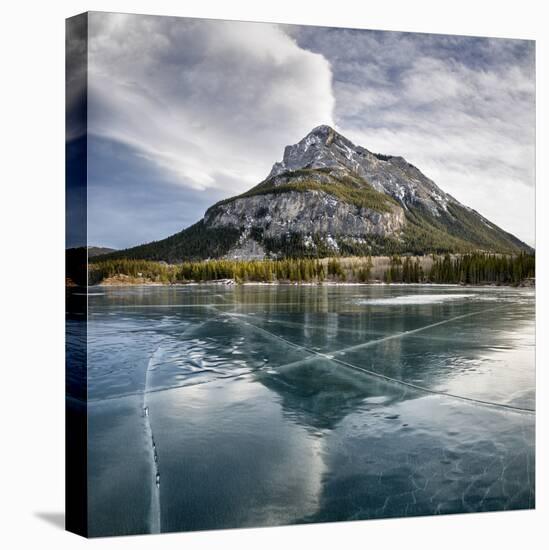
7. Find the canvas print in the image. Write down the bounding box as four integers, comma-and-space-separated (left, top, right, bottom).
66, 11, 535, 538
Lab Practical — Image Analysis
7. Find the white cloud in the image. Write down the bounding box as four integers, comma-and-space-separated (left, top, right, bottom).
325, 40, 535, 245
87, 13, 335, 193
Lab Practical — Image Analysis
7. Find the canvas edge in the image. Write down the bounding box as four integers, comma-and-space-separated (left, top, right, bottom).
65, 11, 89, 539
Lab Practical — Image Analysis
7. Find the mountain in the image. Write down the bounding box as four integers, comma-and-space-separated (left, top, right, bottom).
99, 125, 532, 262
87, 246, 117, 258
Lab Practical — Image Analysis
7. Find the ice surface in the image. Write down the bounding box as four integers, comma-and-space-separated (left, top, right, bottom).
357, 293, 475, 305
85, 284, 535, 536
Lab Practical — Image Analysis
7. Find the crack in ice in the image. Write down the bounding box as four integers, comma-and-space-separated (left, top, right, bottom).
222, 306, 535, 415
143, 345, 163, 534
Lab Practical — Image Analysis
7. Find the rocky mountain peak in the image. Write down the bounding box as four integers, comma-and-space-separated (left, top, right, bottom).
307, 124, 338, 138
268, 125, 370, 179
266, 125, 454, 216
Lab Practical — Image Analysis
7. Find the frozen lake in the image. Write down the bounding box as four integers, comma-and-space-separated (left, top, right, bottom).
78, 284, 535, 536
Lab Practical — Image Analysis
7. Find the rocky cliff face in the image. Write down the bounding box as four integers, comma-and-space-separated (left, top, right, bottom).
205, 190, 405, 241
102, 126, 532, 262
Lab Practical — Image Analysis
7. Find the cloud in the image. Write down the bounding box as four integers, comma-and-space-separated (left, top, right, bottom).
293, 28, 535, 245
87, 13, 335, 193
83, 16, 535, 247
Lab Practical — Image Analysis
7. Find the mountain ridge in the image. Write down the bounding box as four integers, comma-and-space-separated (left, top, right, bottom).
95, 126, 532, 262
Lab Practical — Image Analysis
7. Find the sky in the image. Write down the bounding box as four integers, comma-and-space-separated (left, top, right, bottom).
72, 12, 535, 249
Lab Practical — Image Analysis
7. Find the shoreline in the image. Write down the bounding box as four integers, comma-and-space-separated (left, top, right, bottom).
92, 279, 534, 289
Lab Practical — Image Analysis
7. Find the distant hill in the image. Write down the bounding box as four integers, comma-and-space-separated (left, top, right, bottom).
87, 246, 117, 258
96, 125, 532, 262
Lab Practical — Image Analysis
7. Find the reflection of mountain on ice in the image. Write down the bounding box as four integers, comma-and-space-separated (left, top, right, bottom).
256, 358, 411, 432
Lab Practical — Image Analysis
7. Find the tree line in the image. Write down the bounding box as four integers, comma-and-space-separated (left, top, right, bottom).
88, 253, 534, 286
89, 257, 370, 284
428, 253, 535, 285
